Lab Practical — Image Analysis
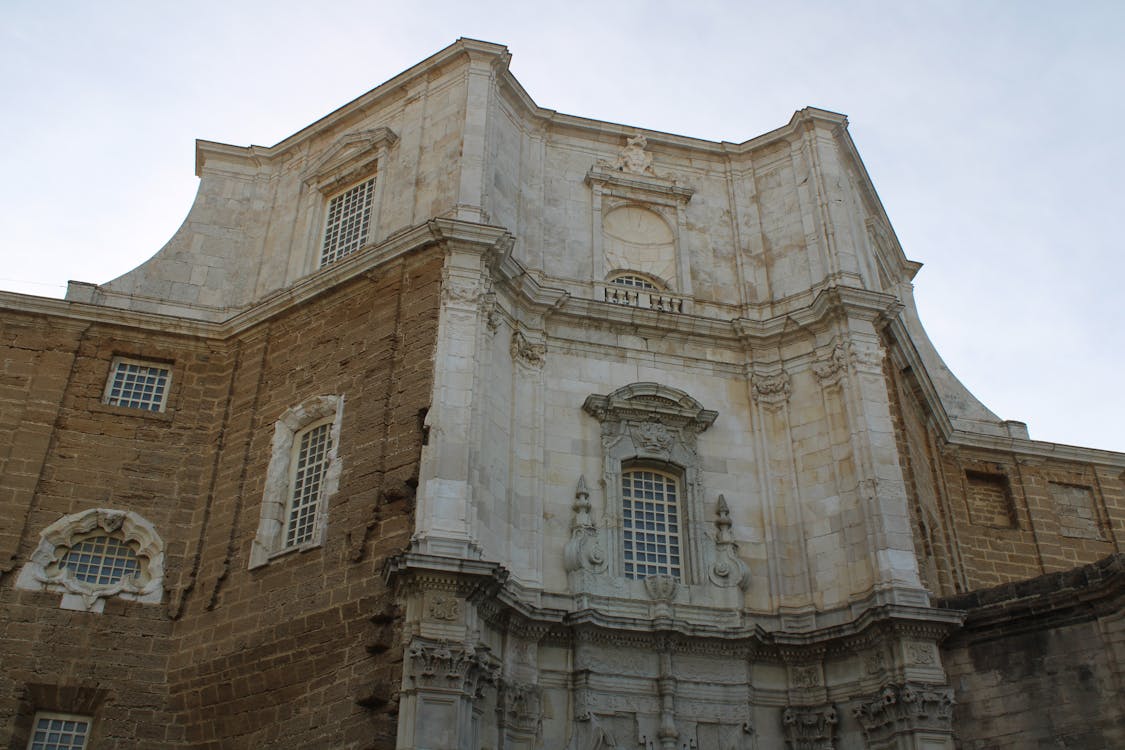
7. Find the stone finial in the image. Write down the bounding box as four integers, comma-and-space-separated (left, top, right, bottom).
715, 494, 732, 542
573, 475, 592, 527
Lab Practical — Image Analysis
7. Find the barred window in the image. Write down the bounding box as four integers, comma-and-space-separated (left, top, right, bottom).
320, 177, 376, 265
621, 468, 682, 580
103, 358, 171, 412
609, 272, 659, 290
64, 535, 141, 586
28, 712, 91, 750
285, 420, 333, 547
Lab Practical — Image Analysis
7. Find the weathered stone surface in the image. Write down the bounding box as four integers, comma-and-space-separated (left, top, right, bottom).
0, 37, 1122, 749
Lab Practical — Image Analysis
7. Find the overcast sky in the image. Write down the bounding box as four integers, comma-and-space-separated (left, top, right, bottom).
2, 1, 1122, 452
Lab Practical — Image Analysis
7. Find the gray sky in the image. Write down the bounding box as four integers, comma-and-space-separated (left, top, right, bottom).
2, 1, 1122, 452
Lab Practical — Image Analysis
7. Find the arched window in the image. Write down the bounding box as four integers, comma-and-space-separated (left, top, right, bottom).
250, 395, 343, 568
607, 271, 663, 291
621, 466, 682, 580
16, 509, 164, 613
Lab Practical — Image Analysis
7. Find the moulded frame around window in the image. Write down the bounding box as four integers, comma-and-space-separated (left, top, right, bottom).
250, 395, 344, 569
15, 508, 164, 613
102, 356, 172, 413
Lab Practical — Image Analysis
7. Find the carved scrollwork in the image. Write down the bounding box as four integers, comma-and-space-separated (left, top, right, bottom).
853, 682, 954, 741
498, 679, 543, 737
407, 638, 499, 698
511, 330, 546, 368
781, 704, 838, 750
644, 574, 678, 601
750, 370, 791, 408
601, 133, 656, 176
565, 476, 607, 574
812, 343, 848, 386
709, 495, 750, 591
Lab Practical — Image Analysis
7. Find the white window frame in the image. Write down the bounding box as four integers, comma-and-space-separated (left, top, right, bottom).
27, 711, 92, 750
102, 357, 172, 412
250, 395, 344, 568
15, 509, 164, 613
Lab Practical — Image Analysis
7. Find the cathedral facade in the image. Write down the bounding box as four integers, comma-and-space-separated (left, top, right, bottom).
1, 39, 1122, 749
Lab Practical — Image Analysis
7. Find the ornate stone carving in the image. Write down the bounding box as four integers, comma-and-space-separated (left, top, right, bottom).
427, 593, 461, 621
441, 271, 484, 306
709, 495, 750, 591
864, 650, 887, 675
564, 476, 607, 574
407, 638, 499, 698
853, 682, 954, 742
497, 679, 543, 738
781, 704, 838, 750
16, 508, 165, 613
791, 665, 821, 688
750, 370, 791, 407
644, 574, 678, 601
602, 133, 656, 176
483, 293, 502, 333
905, 642, 936, 665
812, 343, 848, 386
633, 421, 674, 453
511, 330, 546, 368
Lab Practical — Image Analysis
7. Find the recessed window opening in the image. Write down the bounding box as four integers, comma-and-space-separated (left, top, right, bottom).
104, 358, 171, 412
321, 177, 376, 265
286, 420, 333, 547
64, 535, 141, 586
608, 272, 662, 291
621, 467, 682, 580
28, 712, 91, 750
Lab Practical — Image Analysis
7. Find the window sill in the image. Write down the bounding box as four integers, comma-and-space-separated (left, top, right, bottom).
90, 401, 174, 422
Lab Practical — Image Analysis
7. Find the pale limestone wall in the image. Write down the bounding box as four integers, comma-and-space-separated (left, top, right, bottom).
85, 48, 474, 316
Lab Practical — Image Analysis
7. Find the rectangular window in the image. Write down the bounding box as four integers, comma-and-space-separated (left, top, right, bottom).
103, 358, 171, 412
320, 177, 376, 266
621, 469, 682, 580
285, 421, 333, 547
28, 712, 91, 750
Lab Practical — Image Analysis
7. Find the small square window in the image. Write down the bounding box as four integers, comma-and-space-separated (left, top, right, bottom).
321, 177, 376, 266
103, 358, 171, 412
28, 712, 91, 750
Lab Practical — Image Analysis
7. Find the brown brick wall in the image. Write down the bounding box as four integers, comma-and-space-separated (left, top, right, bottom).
885, 349, 1124, 595
938, 555, 1125, 748
0, 246, 442, 748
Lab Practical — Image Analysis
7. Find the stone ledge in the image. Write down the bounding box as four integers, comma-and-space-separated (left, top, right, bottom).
935, 553, 1125, 636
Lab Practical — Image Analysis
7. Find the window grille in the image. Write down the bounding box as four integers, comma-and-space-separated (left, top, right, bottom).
320, 177, 376, 265
104, 359, 170, 412
63, 535, 140, 586
28, 713, 90, 750
609, 273, 658, 290
285, 421, 333, 547
621, 468, 682, 579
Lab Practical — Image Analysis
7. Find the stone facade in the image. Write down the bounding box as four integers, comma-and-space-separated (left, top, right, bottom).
1, 38, 1122, 749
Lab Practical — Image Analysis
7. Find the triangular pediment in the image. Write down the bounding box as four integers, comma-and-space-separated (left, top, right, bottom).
303, 127, 398, 194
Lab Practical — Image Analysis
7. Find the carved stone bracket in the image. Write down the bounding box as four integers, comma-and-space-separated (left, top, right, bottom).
750, 369, 791, 408
407, 638, 499, 698
709, 495, 750, 591
853, 682, 954, 742
812, 343, 848, 386
781, 704, 838, 750
511, 329, 546, 369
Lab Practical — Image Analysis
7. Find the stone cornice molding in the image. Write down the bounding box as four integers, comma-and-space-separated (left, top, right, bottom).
582, 382, 718, 433
584, 165, 695, 205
